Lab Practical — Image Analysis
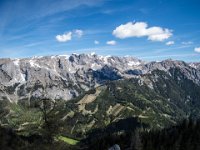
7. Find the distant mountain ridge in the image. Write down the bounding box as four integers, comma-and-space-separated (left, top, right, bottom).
0, 53, 200, 103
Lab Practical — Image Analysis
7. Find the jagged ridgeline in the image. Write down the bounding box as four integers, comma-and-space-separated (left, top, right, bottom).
1, 53, 200, 102
1, 53, 200, 149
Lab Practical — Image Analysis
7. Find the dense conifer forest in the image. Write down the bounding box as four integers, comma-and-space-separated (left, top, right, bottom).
1, 118, 200, 150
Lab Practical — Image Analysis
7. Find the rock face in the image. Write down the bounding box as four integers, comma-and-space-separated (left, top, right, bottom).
0, 53, 199, 102
108, 144, 121, 150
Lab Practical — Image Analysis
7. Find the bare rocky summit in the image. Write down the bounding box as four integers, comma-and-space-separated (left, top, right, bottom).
0, 53, 199, 102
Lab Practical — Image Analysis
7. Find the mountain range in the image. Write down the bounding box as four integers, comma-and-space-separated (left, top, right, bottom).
0, 53, 200, 103
1, 53, 200, 149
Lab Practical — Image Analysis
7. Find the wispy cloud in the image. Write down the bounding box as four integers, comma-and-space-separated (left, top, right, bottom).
0, 0, 104, 41
166, 41, 175, 46
10, 0, 104, 20
194, 47, 200, 53
23, 42, 44, 47
153, 45, 192, 54
94, 40, 100, 44
106, 40, 117, 45
140, 53, 198, 59
182, 41, 193, 45
74, 29, 83, 38
138, 8, 151, 14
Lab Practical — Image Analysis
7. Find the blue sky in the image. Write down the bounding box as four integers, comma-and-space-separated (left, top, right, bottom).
0, 0, 200, 62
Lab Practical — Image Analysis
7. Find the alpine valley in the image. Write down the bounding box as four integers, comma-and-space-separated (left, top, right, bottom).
0, 53, 200, 150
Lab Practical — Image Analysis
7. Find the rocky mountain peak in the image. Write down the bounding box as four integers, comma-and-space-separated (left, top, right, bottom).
0, 53, 199, 102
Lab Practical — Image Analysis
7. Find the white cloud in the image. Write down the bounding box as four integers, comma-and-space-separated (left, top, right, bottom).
94, 40, 99, 44
113, 21, 172, 42
194, 47, 200, 53
74, 29, 83, 38
106, 40, 116, 45
56, 29, 83, 42
166, 41, 175, 46
56, 32, 72, 42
